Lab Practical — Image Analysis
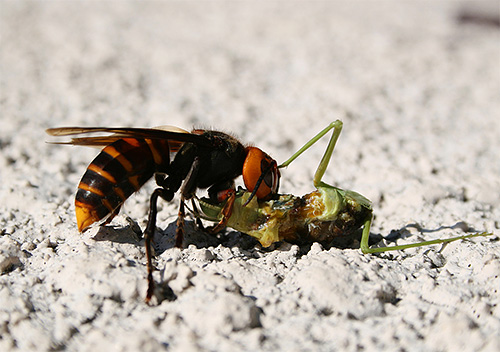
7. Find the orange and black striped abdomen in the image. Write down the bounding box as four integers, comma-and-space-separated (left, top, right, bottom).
75, 138, 171, 232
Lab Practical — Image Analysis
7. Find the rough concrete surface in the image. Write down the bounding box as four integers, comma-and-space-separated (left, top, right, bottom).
1, 1, 499, 351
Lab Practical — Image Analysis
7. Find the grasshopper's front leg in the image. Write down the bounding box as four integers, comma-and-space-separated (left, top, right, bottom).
279, 120, 343, 189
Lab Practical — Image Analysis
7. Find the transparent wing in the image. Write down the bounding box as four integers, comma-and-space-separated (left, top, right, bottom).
46, 126, 211, 150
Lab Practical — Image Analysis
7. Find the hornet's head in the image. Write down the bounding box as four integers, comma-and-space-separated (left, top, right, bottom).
242, 147, 280, 204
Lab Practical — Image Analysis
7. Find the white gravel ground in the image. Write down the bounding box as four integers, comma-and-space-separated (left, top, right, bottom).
1, 2, 499, 351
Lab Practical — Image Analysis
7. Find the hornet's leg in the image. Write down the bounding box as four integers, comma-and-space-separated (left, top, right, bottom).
176, 197, 186, 248
190, 198, 205, 230
145, 188, 174, 304
208, 189, 236, 234
102, 204, 122, 227
176, 157, 201, 248
205, 181, 237, 234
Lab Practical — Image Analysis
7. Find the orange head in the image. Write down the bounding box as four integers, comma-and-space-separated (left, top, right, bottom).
242, 147, 280, 203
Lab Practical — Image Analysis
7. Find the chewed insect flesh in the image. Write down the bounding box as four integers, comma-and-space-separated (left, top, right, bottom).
199, 186, 372, 249
196, 120, 494, 254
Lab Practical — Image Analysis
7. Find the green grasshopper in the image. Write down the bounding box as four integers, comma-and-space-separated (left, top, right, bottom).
197, 120, 494, 253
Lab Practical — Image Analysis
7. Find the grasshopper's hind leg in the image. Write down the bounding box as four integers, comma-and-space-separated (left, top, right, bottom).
359, 216, 495, 254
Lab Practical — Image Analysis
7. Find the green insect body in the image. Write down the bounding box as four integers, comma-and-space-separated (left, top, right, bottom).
197, 120, 494, 253
199, 186, 372, 248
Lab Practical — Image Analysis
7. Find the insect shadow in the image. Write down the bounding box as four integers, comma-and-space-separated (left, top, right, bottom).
164, 218, 383, 257
385, 221, 484, 243
93, 225, 142, 245
90, 218, 264, 257
153, 220, 263, 254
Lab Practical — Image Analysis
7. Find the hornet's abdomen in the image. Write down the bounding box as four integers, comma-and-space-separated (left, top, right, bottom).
75, 138, 171, 232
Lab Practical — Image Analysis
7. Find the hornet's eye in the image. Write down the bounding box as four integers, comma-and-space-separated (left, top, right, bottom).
262, 159, 280, 194
242, 147, 280, 200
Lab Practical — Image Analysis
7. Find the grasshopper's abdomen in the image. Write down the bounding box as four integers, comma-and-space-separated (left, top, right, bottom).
75, 138, 171, 232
